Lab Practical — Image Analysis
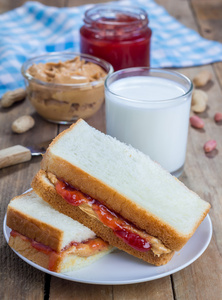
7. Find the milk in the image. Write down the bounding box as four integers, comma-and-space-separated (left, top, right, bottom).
105, 75, 192, 176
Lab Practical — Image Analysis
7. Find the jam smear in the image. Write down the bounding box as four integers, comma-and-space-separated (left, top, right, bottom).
62, 237, 108, 253
10, 230, 59, 271
115, 230, 151, 251
56, 180, 86, 206
10, 230, 108, 272
55, 179, 151, 252
11, 230, 53, 254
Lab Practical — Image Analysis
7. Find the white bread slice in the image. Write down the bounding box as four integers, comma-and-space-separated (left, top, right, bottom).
40, 119, 210, 251
7, 191, 96, 252
7, 191, 113, 272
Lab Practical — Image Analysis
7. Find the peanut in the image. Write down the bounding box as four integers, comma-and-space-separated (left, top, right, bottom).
193, 70, 212, 87
12, 115, 35, 134
1, 88, 27, 108
191, 89, 208, 113
204, 140, 217, 153
214, 112, 222, 122
190, 115, 204, 129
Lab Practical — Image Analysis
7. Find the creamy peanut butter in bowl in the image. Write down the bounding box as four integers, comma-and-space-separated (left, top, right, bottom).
21, 53, 113, 124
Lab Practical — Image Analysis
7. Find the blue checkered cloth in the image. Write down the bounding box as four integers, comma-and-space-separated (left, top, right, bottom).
1, 0, 222, 97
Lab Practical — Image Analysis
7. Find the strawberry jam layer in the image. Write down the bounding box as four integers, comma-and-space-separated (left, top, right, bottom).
62, 237, 109, 254
10, 230, 59, 271
11, 230, 53, 254
10, 230, 108, 272
56, 179, 151, 252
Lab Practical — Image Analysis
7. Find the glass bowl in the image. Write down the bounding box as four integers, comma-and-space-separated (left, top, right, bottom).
21, 52, 113, 124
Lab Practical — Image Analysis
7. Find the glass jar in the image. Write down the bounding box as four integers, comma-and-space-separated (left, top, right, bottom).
80, 5, 152, 71
22, 52, 113, 124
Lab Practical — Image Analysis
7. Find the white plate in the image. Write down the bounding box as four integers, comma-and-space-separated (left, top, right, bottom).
4, 214, 212, 285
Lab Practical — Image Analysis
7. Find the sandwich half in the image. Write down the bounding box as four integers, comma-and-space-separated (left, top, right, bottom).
6, 190, 113, 273
32, 119, 210, 266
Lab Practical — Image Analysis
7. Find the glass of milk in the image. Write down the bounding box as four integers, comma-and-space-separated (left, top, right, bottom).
105, 68, 193, 177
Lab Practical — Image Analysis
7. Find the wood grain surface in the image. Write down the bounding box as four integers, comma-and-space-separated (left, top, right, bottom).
0, 0, 221, 299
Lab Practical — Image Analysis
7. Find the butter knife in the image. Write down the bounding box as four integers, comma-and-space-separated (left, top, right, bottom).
0, 141, 51, 169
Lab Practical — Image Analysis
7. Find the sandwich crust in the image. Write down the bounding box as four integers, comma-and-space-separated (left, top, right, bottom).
32, 170, 175, 266
7, 192, 63, 252
9, 234, 52, 270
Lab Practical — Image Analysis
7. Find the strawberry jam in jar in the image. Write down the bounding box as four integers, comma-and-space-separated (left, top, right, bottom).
80, 5, 152, 71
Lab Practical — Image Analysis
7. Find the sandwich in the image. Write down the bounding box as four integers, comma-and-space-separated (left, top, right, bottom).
32, 119, 210, 266
6, 190, 113, 273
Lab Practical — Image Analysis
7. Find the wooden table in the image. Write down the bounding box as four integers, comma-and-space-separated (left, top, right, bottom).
0, 0, 221, 299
